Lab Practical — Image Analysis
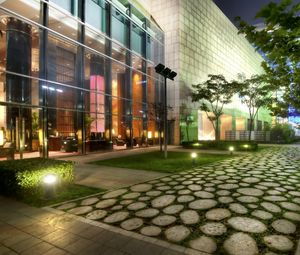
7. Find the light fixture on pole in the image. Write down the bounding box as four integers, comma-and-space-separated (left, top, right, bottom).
155, 63, 177, 159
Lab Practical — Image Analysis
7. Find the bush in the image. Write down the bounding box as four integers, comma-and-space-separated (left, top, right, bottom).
270, 123, 295, 143
0, 158, 74, 198
181, 140, 258, 151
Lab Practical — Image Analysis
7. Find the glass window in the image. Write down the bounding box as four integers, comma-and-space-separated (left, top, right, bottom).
131, 23, 145, 56
84, 50, 108, 144
85, 26, 106, 54
50, 0, 78, 16
0, 0, 40, 24
85, 0, 107, 33
112, 7, 129, 47
112, 42, 126, 63
48, 5, 79, 41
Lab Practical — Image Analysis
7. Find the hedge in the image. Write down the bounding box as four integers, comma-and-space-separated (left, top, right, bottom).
0, 158, 74, 197
181, 140, 258, 151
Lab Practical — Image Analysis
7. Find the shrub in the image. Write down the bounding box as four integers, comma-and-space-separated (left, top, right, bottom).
181, 140, 258, 151
0, 158, 74, 198
270, 123, 295, 143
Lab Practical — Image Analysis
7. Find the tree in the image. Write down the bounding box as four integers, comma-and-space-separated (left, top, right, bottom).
236, 74, 272, 141
235, 0, 300, 108
192, 74, 236, 141
180, 103, 194, 142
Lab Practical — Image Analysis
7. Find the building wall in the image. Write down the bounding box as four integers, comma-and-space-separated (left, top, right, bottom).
147, 0, 272, 143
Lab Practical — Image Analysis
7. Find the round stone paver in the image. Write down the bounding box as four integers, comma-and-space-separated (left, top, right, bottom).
180, 210, 199, 225
151, 195, 176, 208
130, 184, 152, 192
57, 202, 76, 210
152, 215, 176, 226
189, 236, 217, 253
121, 218, 143, 231
146, 191, 162, 197
229, 203, 248, 214
271, 219, 296, 234
102, 189, 127, 199
237, 196, 259, 203
68, 206, 93, 215
218, 196, 234, 204
228, 217, 267, 233
177, 195, 194, 203
120, 200, 133, 205
218, 184, 239, 190
242, 177, 260, 183
280, 202, 300, 211
216, 190, 231, 196
223, 232, 259, 255
237, 188, 264, 197
251, 210, 273, 220
104, 211, 129, 223
178, 189, 191, 195
283, 211, 300, 221
95, 199, 117, 209
189, 199, 218, 210
264, 235, 294, 252
135, 208, 159, 218
86, 210, 107, 220
127, 202, 147, 211
111, 205, 123, 210
206, 208, 231, 221
140, 226, 161, 237
200, 222, 226, 236
263, 196, 287, 202
194, 191, 214, 198
165, 225, 190, 242
81, 197, 99, 206
261, 202, 281, 213
188, 184, 202, 191
163, 204, 184, 215
289, 191, 300, 197
122, 192, 140, 199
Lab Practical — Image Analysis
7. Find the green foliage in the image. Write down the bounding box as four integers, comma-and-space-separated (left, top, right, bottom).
270, 123, 296, 143
234, 74, 273, 140
181, 140, 258, 151
236, 0, 300, 109
192, 74, 236, 141
0, 158, 74, 197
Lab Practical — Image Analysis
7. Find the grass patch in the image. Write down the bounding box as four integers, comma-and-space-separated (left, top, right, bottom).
21, 184, 105, 207
90, 151, 234, 173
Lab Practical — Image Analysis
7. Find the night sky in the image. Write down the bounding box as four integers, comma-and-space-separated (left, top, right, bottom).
214, 0, 299, 25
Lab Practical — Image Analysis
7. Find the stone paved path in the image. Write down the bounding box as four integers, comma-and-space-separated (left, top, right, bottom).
52, 146, 300, 254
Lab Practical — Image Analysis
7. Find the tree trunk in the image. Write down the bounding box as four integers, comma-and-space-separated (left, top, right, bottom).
248, 119, 253, 141
186, 124, 189, 141
215, 118, 220, 142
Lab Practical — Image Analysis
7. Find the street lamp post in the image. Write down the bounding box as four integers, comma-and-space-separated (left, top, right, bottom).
155, 64, 177, 159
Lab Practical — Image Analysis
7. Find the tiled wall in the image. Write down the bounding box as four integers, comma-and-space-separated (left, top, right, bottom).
146, 0, 269, 143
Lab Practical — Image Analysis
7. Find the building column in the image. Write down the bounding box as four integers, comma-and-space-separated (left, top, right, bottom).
6, 18, 32, 156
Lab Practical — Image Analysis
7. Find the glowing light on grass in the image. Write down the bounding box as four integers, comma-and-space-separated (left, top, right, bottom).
43, 174, 57, 185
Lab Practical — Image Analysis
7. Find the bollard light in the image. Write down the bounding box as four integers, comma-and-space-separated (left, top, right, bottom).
191, 152, 197, 166
43, 174, 57, 199
43, 174, 57, 185
229, 146, 234, 155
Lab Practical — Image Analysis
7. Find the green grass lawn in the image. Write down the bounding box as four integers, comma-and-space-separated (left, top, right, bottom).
90, 151, 234, 173
22, 184, 105, 207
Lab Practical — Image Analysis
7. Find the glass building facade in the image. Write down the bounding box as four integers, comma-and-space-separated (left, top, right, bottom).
0, 0, 164, 159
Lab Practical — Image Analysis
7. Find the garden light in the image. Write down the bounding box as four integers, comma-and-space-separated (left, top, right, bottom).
243, 144, 249, 149
229, 146, 234, 155
43, 174, 57, 185
43, 174, 57, 199
191, 152, 197, 166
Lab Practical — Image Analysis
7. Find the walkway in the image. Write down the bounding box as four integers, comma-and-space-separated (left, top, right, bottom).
0, 196, 192, 255
51, 146, 300, 254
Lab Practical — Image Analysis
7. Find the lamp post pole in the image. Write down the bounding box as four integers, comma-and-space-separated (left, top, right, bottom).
164, 76, 167, 159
